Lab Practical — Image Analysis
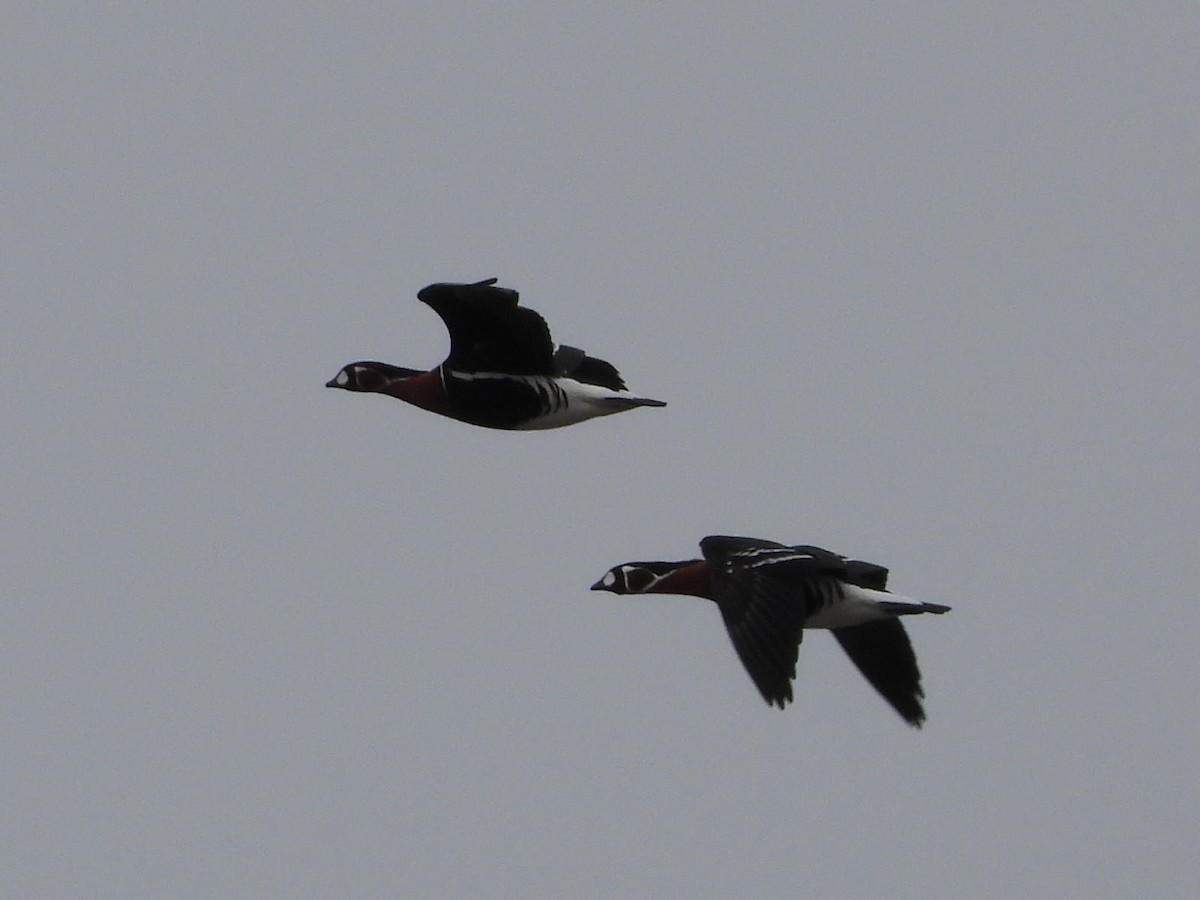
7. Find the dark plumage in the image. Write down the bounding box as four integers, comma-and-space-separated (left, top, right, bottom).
327, 278, 665, 430
592, 535, 950, 726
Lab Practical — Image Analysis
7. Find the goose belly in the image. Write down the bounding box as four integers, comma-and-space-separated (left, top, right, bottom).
804, 583, 918, 629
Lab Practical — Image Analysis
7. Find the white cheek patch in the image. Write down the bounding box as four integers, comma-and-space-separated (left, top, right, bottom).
602, 571, 616, 588
336, 370, 350, 387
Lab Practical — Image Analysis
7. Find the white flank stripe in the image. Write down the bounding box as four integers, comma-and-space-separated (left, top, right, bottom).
741, 552, 816, 568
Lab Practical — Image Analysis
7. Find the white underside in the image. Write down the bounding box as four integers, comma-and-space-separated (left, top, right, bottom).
455, 371, 658, 430
520, 380, 648, 429
804, 583, 924, 629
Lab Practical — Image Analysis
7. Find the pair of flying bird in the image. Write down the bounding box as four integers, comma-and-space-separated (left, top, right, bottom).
328, 278, 950, 726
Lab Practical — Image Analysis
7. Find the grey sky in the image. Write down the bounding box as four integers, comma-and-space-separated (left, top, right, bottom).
5, 3, 1199, 897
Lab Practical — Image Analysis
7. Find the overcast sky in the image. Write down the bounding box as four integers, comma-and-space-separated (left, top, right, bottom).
5, 3, 1199, 898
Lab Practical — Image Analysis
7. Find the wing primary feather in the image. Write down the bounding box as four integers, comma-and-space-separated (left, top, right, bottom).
833, 620, 926, 727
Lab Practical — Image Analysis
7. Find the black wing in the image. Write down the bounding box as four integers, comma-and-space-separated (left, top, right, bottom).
700, 536, 920, 721
704, 537, 889, 592
832, 619, 926, 727
552, 345, 628, 391
699, 536, 838, 708
711, 566, 807, 708
417, 278, 556, 375
844, 559, 890, 590
700, 537, 851, 585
